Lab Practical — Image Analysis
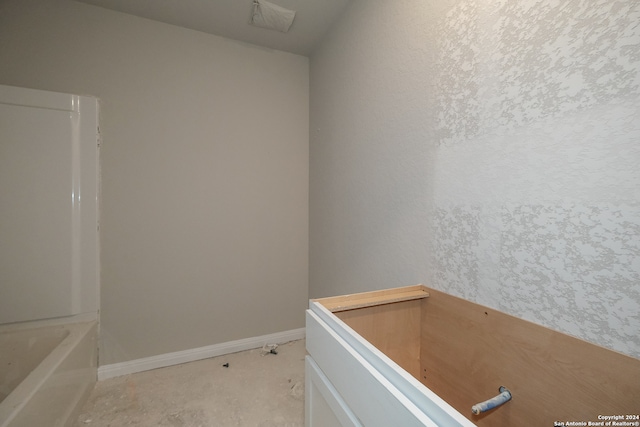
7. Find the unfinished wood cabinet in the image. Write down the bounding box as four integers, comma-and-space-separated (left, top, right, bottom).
305, 285, 640, 426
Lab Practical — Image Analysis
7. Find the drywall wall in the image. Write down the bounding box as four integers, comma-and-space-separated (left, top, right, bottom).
310, 0, 640, 358
310, 1, 437, 297
0, 0, 308, 365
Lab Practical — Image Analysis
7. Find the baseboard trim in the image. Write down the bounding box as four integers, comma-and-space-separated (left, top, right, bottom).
97, 327, 306, 381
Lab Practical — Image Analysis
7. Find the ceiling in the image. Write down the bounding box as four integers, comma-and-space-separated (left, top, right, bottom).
76, 0, 352, 56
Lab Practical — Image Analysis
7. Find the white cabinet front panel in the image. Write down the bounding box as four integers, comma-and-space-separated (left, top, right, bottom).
306, 310, 440, 427
305, 356, 361, 427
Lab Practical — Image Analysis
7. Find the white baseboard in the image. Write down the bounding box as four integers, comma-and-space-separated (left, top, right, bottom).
97, 327, 306, 381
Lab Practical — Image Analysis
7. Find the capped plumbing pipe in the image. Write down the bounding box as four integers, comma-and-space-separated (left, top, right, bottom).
471, 386, 512, 415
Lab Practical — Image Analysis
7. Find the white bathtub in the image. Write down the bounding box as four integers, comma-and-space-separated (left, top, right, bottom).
0, 315, 97, 427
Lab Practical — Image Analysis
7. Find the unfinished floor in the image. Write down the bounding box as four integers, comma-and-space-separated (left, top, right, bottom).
74, 340, 306, 427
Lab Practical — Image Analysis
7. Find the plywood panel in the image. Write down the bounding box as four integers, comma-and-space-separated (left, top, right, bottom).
335, 300, 422, 379
318, 285, 429, 312
420, 287, 640, 426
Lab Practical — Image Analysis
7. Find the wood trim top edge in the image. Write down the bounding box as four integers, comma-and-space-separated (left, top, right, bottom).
314, 285, 430, 312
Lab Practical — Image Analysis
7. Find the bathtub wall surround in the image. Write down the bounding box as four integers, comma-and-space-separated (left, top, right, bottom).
0, 84, 99, 325
0, 84, 99, 427
310, 0, 640, 358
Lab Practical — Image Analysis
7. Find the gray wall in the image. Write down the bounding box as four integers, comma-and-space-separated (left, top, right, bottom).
0, 0, 309, 365
310, 0, 640, 358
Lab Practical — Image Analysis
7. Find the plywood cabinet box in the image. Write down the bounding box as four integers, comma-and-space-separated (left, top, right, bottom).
305, 285, 640, 426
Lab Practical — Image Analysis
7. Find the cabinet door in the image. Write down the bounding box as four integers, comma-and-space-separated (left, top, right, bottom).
306, 310, 440, 427
305, 356, 362, 427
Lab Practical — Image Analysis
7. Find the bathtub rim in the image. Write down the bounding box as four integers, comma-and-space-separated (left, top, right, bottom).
0, 312, 97, 334
0, 313, 97, 426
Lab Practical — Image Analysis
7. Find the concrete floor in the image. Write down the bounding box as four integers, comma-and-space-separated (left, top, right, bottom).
74, 340, 306, 427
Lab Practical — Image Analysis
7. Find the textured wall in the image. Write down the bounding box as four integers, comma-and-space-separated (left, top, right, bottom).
311, 0, 640, 358
435, 0, 640, 144
432, 0, 640, 357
